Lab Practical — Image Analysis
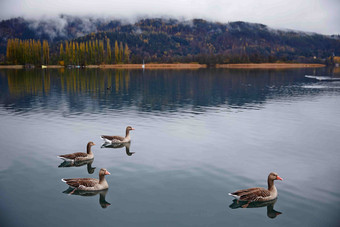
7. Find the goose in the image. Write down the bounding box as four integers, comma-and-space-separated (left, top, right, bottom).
58, 142, 95, 161
101, 126, 135, 144
228, 172, 283, 206
61, 168, 110, 192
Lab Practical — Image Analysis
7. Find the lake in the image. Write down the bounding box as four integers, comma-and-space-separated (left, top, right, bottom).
0, 67, 339, 226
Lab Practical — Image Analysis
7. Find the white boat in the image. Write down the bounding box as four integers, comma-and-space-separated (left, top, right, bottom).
142, 60, 145, 69
305, 75, 340, 81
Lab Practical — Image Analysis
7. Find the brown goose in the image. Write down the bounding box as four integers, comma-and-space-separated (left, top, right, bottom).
58, 142, 95, 161
101, 126, 135, 144
62, 168, 111, 191
228, 172, 283, 204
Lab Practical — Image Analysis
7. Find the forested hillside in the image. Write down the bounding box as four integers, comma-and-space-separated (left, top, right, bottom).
1, 16, 339, 64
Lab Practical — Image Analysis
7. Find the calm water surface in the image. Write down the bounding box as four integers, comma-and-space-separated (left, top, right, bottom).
0, 68, 339, 226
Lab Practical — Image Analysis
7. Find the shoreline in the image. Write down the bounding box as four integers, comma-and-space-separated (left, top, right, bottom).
92, 63, 205, 69
0, 63, 326, 69
216, 63, 325, 69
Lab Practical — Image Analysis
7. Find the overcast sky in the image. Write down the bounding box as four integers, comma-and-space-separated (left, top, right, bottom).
0, 0, 339, 35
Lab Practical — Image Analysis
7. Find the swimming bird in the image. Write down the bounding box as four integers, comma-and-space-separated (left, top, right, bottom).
58, 142, 95, 161
101, 126, 135, 144
228, 172, 283, 207
61, 168, 111, 192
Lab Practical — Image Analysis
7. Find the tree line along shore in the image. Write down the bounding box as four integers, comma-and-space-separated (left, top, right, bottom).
4, 38, 130, 66
1, 38, 327, 69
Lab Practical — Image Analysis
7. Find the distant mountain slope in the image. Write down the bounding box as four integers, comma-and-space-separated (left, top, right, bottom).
0, 15, 100, 55
1, 16, 339, 63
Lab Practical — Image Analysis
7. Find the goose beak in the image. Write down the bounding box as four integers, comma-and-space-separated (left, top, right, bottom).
105, 170, 111, 175
277, 176, 283, 181
131, 128, 135, 130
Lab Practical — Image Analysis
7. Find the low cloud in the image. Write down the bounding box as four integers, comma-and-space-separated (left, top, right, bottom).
0, 0, 339, 35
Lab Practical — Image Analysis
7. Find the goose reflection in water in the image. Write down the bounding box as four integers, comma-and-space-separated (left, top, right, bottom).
58, 159, 96, 174
62, 188, 111, 208
229, 198, 282, 219
101, 142, 135, 156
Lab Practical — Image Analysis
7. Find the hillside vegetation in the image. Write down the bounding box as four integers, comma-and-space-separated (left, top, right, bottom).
1, 16, 339, 64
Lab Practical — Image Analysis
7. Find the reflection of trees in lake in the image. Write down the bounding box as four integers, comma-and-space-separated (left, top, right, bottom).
6, 69, 50, 97
1, 68, 331, 113
59, 69, 128, 94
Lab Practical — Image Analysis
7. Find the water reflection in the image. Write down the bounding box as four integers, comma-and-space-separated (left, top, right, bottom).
101, 142, 134, 156
58, 159, 96, 174
1, 67, 337, 114
229, 198, 282, 219
62, 188, 111, 209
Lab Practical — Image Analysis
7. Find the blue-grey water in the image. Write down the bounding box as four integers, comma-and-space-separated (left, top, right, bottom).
0, 68, 339, 226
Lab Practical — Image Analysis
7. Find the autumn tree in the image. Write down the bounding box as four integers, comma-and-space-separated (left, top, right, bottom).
124, 43, 130, 64
72, 42, 76, 65
59, 43, 64, 63
99, 40, 104, 64
115, 40, 119, 64
65, 41, 70, 65
119, 42, 124, 64
106, 38, 111, 64
42, 40, 49, 65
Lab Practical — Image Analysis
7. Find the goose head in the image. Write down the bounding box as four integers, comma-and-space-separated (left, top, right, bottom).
99, 168, 111, 176
268, 172, 283, 181
88, 141, 96, 147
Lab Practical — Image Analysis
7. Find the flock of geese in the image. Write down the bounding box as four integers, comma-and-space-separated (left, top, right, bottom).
58, 126, 283, 215
59, 126, 135, 194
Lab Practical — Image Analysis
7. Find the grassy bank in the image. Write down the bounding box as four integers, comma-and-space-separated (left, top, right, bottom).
216, 63, 325, 69
92, 63, 206, 69
0, 65, 24, 69
0, 65, 63, 69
